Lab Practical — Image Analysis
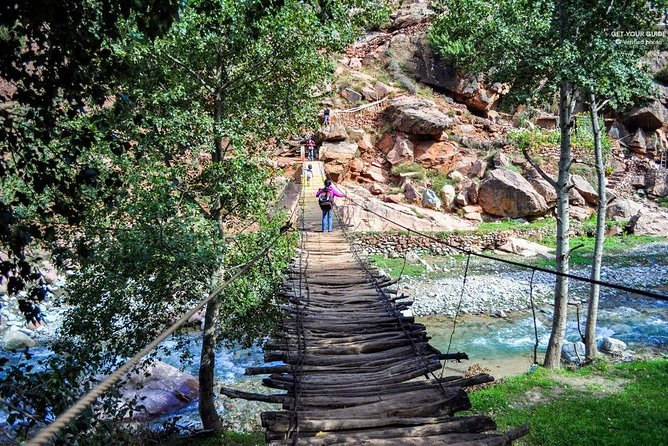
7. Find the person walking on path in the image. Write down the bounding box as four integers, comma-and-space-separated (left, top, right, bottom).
316, 178, 346, 233
322, 106, 331, 126
305, 164, 313, 187
306, 136, 316, 161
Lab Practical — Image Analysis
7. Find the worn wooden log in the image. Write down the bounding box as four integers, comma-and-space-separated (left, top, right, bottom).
265, 415, 497, 442
219, 386, 285, 403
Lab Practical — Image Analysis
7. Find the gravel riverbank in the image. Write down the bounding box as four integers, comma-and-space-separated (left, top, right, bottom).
399, 242, 668, 317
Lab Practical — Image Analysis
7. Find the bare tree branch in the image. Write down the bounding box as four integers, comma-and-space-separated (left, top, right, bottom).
522, 146, 557, 187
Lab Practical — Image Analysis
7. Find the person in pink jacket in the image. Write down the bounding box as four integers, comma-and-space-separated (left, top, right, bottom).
316, 179, 346, 232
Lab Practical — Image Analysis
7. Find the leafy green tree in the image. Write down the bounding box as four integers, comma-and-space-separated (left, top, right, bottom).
59, 0, 386, 432
0, 0, 179, 325
431, 0, 578, 368
571, 0, 667, 360
431, 0, 667, 366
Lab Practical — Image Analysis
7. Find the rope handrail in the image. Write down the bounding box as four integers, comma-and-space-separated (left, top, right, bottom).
333, 97, 388, 114
27, 220, 294, 446
342, 196, 668, 301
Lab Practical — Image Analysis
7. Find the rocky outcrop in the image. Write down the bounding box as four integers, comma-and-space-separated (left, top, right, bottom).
315, 124, 348, 142
337, 186, 475, 232
119, 360, 199, 419
497, 237, 554, 258
415, 39, 508, 113
385, 96, 453, 136
320, 140, 358, 163
440, 184, 456, 207
478, 169, 549, 218
624, 99, 668, 131
606, 199, 643, 221
631, 212, 668, 236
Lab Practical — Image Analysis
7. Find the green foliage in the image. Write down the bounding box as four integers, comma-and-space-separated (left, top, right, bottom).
657, 197, 668, 208
475, 217, 556, 234
165, 430, 266, 445
427, 170, 453, 193
468, 359, 668, 445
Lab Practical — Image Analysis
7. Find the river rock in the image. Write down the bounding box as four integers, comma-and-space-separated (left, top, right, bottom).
631, 212, 668, 236
3, 330, 37, 350
422, 189, 442, 209
571, 174, 598, 205
600, 337, 627, 354
120, 360, 199, 418
385, 96, 453, 136
606, 199, 643, 221
478, 169, 549, 218
561, 342, 586, 364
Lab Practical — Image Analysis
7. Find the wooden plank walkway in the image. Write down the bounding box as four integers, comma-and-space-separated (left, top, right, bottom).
229, 162, 527, 445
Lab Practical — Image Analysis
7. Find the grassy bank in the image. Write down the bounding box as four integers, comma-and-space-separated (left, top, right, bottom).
467, 358, 668, 446
166, 431, 265, 446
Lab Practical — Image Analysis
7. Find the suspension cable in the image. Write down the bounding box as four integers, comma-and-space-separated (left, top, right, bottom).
343, 196, 668, 301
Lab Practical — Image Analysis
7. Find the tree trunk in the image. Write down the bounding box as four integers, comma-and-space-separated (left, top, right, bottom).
198, 90, 225, 430
199, 299, 223, 431
585, 93, 606, 360
543, 80, 575, 369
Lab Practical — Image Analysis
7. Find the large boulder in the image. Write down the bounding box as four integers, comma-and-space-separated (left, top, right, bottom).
422, 189, 442, 209
571, 174, 598, 205
561, 342, 586, 364
526, 174, 557, 207
606, 199, 643, 221
3, 330, 37, 350
415, 39, 508, 113
403, 181, 422, 203
388, 1, 434, 30
315, 124, 348, 142
385, 96, 453, 136
498, 237, 554, 257
386, 134, 414, 165
320, 140, 358, 163
631, 212, 668, 236
569, 188, 586, 207
600, 337, 627, 354
623, 99, 668, 130
119, 360, 199, 418
361, 165, 388, 183
413, 140, 459, 169
478, 169, 549, 218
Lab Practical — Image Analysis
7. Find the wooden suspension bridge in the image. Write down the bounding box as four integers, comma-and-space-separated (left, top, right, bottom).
223, 162, 528, 445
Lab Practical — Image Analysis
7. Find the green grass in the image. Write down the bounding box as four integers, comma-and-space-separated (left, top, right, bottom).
657, 197, 668, 208
474, 217, 556, 234
370, 254, 427, 277
427, 169, 453, 193
467, 359, 668, 446
390, 162, 427, 180
165, 431, 265, 446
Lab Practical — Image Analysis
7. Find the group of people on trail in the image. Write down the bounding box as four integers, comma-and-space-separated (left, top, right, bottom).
302, 106, 344, 233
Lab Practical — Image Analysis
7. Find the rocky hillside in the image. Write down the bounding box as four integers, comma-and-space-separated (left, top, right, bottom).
296, 0, 668, 237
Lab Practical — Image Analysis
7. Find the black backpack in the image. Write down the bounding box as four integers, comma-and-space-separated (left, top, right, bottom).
318, 189, 333, 210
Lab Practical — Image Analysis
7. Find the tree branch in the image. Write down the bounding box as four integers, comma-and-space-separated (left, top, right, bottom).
165, 53, 215, 94
522, 147, 557, 188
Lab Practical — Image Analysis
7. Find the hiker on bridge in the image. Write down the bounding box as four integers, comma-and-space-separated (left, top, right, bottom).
306, 136, 316, 161
316, 178, 346, 233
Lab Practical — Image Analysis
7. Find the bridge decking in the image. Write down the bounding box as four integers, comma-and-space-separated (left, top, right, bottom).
238, 162, 527, 445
